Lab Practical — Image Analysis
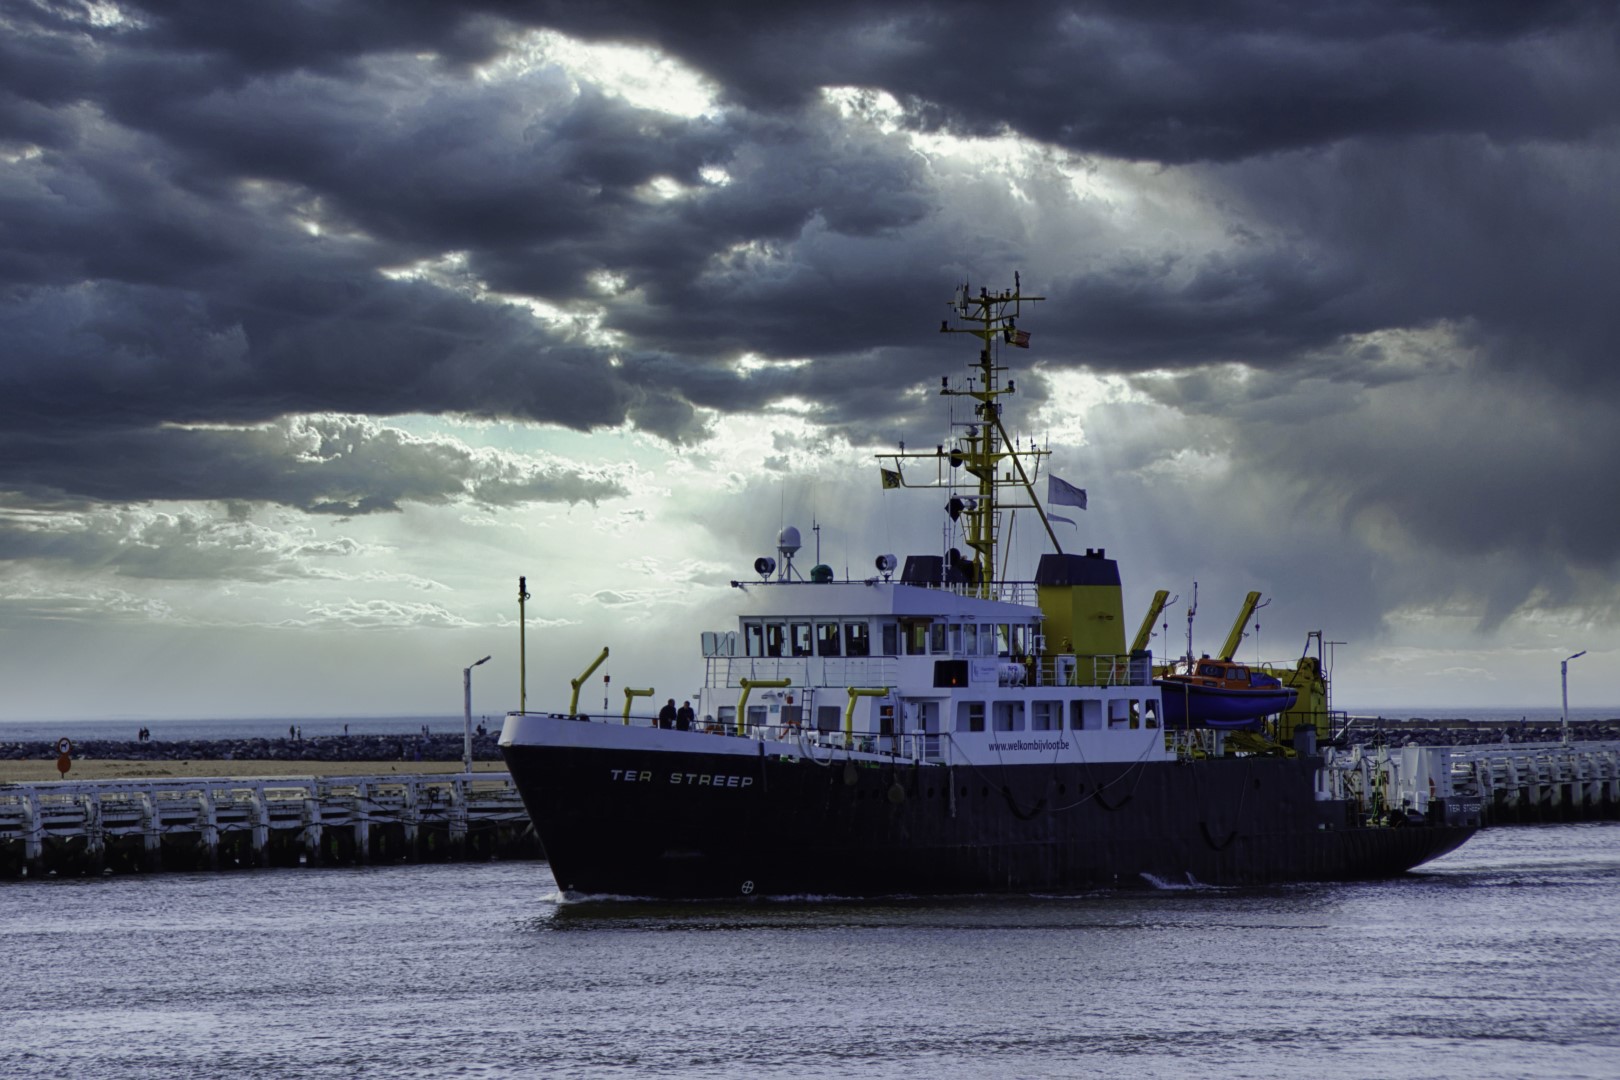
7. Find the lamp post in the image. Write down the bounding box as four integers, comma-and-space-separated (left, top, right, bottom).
464, 655, 491, 774
1561, 650, 1586, 746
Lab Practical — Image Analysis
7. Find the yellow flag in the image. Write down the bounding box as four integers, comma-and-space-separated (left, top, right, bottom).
880, 468, 902, 489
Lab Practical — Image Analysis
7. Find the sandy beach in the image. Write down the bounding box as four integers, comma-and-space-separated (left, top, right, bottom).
0, 759, 509, 784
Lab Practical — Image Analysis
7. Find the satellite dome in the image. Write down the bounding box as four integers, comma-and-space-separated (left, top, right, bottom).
777, 526, 801, 556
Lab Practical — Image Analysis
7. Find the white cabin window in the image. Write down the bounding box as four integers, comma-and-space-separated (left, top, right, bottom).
905, 622, 929, 656
747, 705, 768, 729
956, 701, 985, 733
844, 621, 870, 657
790, 622, 813, 657
744, 623, 764, 657
717, 706, 736, 730
1070, 700, 1102, 730
1143, 700, 1159, 729
1032, 700, 1060, 731
996, 624, 1011, 656
992, 701, 1024, 731
950, 624, 963, 655
816, 622, 841, 657
1108, 700, 1133, 728
981, 628, 997, 657
931, 623, 948, 653
880, 621, 899, 656
963, 624, 978, 655
765, 623, 787, 658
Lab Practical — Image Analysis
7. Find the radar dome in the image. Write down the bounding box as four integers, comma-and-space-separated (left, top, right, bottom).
777, 526, 801, 556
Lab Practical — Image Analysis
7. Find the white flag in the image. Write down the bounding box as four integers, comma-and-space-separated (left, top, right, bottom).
1048, 474, 1087, 510
1048, 512, 1077, 528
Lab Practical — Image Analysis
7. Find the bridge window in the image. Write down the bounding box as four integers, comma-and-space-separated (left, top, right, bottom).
844, 622, 870, 657
765, 623, 786, 658
905, 622, 929, 655
931, 622, 948, 653
816, 622, 841, 657
743, 622, 764, 657
956, 701, 985, 733
963, 624, 978, 656
880, 621, 899, 656
790, 622, 813, 657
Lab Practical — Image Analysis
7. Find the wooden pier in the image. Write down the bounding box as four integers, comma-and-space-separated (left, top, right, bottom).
0, 772, 540, 878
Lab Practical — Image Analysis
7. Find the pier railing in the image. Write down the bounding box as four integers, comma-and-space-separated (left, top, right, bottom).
0, 772, 538, 878
1320, 740, 1620, 826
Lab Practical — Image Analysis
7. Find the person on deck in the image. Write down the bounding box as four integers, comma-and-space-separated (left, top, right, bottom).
676, 701, 695, 731
658, 699, 677, 730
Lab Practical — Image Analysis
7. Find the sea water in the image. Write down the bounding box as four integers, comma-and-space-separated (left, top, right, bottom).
2, 823, 1617, 1079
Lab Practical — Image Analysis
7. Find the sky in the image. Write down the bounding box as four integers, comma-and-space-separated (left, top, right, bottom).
3, 0, 1618, 721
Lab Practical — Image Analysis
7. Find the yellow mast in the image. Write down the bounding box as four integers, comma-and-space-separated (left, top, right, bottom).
877, 275, 1054, 596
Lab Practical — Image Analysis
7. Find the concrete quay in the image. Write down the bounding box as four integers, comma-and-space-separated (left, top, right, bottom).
0, 771, 540, 879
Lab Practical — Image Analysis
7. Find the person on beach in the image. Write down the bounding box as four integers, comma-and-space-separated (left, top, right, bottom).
658, 699, 677, 730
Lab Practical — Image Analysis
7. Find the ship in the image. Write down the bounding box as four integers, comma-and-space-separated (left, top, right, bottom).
499, 278, 1479, 900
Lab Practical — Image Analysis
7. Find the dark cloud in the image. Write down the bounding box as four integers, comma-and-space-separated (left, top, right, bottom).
0, 417, 627, 513
509, 1, 1620, 161
2, 0, 1619, 629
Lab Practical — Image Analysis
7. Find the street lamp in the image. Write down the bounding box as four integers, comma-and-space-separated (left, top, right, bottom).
464, 655, 491, 774
1561, 650, 1586, 746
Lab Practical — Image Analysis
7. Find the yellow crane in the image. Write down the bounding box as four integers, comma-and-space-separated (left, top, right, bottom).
1219, 592, 1263, 661
1130, 589, 1171, 655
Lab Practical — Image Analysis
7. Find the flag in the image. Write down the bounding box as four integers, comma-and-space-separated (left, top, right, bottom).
1048, 512, 1077, 528
1007, 328, 1031, 348
1048, 474, 1087, 510
880, 468, 902, 489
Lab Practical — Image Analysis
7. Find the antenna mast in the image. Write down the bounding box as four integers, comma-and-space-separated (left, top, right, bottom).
877, 274, 1055, 597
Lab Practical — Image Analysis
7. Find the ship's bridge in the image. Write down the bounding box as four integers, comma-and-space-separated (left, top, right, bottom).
701, 579, 1136, 691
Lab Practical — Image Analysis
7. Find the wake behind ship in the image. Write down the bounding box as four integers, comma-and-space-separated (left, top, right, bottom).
500, 279, 1478, 900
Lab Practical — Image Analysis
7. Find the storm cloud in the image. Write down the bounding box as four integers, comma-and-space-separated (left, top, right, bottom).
2, 1, 1617, 715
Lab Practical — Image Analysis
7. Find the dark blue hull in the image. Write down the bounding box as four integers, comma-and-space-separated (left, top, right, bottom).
502, 740, 1474, 900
